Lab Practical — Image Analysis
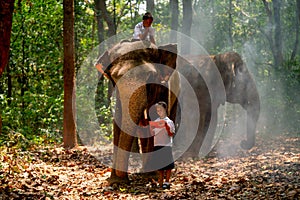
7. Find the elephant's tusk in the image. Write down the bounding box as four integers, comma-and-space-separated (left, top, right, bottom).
231, 63, 235, 77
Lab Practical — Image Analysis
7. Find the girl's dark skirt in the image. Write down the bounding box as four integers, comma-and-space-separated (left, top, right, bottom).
147, 146, 175, 171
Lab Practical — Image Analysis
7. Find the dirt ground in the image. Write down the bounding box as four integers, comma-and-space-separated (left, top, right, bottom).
0, 133, 299, 200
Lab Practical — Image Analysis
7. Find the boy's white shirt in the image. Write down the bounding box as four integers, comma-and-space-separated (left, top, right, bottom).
133, 22, 155, 41
152, 117, 175, 147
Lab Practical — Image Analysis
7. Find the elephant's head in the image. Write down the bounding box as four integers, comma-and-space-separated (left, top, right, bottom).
213, 52, 260, 150
97, 40, 177, 87
97, 40, 178, 123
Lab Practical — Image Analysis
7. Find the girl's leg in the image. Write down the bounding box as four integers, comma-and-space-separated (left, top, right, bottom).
158, 170, 164, 187
165, 169, 172, 183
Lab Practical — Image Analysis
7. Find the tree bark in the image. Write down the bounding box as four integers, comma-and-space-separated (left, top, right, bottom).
261, 0, 275, 52
94, 0, 113, 108
98, 0, 116, 38
273, 0, 283, 68
261, 0, 283, 68
228, 0, 233, 50
146, 0, 154, 13
94, 0, 104, 45
291, 0, 300, 61
170, 0, 179, 43
181, 0, 192, 54
0, 0, 15, 76
63, 0, 77, 148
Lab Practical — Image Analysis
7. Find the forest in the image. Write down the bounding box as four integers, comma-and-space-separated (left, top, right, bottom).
0, 0, 299, 199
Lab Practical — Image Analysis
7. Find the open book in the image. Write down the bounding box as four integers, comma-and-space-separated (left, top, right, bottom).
149, 120, 173, 137
149, 120, 165, 128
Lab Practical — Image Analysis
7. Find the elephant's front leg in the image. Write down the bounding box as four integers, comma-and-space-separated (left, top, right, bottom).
115, 130, 135, 178
114, 80, 148, 178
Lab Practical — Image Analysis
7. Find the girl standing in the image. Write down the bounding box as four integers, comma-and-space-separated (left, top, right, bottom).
149, 101, 175, 189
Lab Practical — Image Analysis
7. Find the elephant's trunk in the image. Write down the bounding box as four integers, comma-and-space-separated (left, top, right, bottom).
240, 88, 260, 150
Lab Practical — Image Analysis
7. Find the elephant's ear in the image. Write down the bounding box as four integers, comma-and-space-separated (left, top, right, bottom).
157, 44, 177, 78
158, 43, 177, 69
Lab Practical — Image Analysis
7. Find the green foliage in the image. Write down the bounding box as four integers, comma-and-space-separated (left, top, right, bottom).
0, 92, 63, 146
0, 0, 64, 147
259, 57, 300, 134
1, 0, 300, 150
283, 57, 300, 81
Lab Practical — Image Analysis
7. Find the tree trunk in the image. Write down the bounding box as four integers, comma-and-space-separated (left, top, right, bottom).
228, 0, 233, 50
181, 0, 192, 54
0, 115, 2, 135
0, 0, 15, 76
95, 0, 116, 108
291, 0, 300, 61
63, 0, 77, 149
94, 0, 104, 46
146, 0, 154, 13
98, 0, 116, 38
261, 0, 283, 68
170, 0, 179, 43
273, 0, 283, 68
94, 0, 113, 109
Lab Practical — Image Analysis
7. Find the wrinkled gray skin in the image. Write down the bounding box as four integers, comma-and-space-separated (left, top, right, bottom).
96, 40, 178, 183
172, 52, 260, 158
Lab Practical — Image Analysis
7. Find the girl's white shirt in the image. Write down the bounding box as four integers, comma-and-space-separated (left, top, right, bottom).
152, 117, 175, 147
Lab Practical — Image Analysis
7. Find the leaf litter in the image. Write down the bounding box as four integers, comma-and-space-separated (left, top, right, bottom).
0, 133, 299, 199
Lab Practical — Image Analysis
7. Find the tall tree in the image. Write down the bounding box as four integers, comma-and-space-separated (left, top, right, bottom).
291, 0, 300, 61
97, 0, 116, 38
146, 0, 154, 13
0, 0, 15, 135
181, 0, 192, 54
228, 0, 233, 50
273, 0, 283, 68
0, 0, 15, 76
63, 0, 77, 148
94, 0, 104, 44
94, 0, 116, 110
261, 0, 283, 68
170, 0, 179, 43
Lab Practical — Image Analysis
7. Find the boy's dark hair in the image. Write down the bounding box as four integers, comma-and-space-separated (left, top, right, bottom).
143, 12, 153, 20
156, 101, 167, 110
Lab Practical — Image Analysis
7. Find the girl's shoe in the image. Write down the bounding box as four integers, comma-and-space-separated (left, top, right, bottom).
162, 182, 170, 189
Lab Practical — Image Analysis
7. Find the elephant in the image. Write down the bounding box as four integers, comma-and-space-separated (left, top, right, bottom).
171, 52, 260, 158
96, 40, 178, 183
212, 52, 260, 150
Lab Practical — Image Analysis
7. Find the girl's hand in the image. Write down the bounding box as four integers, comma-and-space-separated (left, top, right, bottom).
165, 122, 174, 137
